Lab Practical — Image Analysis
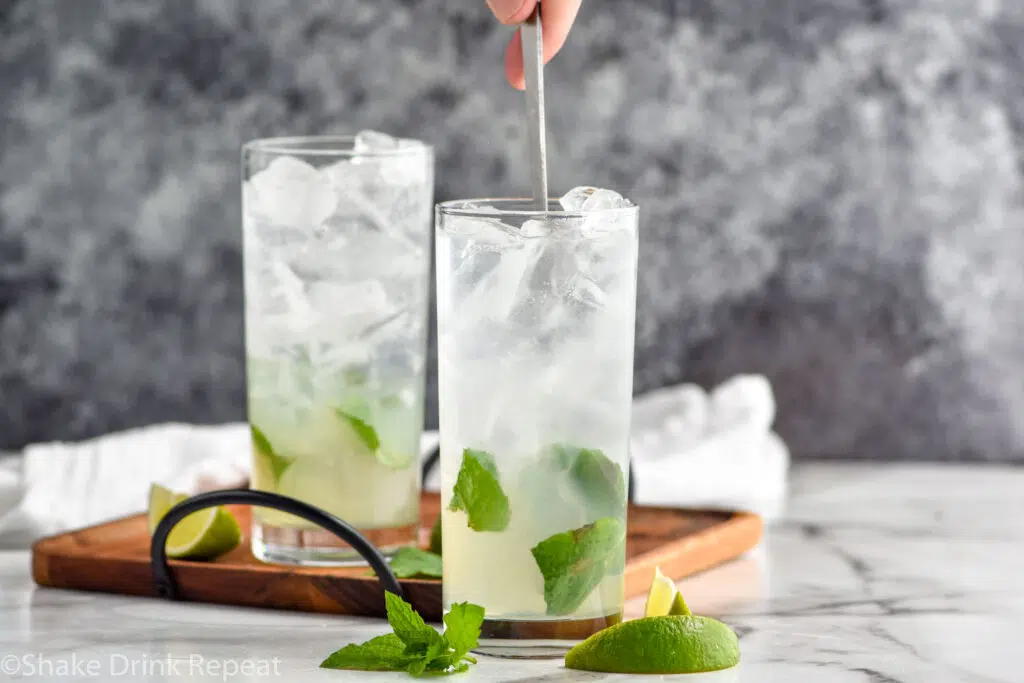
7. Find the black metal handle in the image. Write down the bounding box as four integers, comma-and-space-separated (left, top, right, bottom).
421, 444, 637, 503
150, 489, 404, 600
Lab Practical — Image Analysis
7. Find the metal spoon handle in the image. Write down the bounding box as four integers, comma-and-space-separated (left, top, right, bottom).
520, 5, 548, 210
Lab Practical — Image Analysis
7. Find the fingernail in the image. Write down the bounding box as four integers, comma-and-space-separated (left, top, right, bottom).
487, 0, 527, 22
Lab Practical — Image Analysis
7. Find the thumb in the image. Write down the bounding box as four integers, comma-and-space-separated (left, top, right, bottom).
487, 0, 535, 24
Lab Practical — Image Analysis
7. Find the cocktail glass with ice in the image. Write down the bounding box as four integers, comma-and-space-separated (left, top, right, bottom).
435, 190, 639, 657
242, 134, 432, 565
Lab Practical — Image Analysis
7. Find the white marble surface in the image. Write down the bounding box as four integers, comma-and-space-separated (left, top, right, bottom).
0, 463, 1020, 682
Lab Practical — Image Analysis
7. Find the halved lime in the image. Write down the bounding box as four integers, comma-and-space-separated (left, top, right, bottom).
644, 566, 678, 617
147, 483, 241, 560
565, 615, 740, 674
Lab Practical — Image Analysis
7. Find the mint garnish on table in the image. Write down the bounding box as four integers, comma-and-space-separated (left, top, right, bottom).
531, 517, 626, 616
321, 592, 482, 676
448, 448, 510, 532
250, 425, 295, 481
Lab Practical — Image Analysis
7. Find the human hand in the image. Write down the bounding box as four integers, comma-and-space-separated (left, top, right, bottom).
486, 0, 583, 89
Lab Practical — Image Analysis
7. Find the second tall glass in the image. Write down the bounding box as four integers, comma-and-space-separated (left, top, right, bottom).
436, 197, 639, 657
242, 134, 433, 565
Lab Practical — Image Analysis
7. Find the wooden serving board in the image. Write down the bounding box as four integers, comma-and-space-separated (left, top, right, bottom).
32, 494, 761, 621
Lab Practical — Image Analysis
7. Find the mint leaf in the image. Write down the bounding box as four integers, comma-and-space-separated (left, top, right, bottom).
342, 365, 369, 386
414, 636, 462, 676
320, 633, 415, 671
531, 517, 626, 616
389, 547, 443, 579
467, 448, 499, 478
250, 425, 294, 481
442, 602, 485, 659
428, 516, 443, 555
322, 592, 482, 676
548, 443, 581, 471
448, 449, 510, 532
336, 408, 381, 452
334, 406, 414, 470
386, 591, 444, 655
567, 447, 627, 518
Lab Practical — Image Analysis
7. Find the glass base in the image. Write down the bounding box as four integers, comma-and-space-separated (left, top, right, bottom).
251, 521, 417, 566
472, 613, 623, 659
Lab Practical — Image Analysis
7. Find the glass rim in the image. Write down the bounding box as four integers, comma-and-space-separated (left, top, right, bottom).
242, 135, 431, 158
436, 197, 637, 220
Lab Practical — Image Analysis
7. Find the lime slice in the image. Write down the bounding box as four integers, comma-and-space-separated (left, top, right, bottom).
164, 507, 242, 560
148, 483, 241, 561
148, 483, 187, 534
565, 615, 740, 674
670, 590, 692, 616
644, 566, 678, 617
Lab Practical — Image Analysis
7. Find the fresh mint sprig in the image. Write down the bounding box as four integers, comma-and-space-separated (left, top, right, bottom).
321, 592, 482, 676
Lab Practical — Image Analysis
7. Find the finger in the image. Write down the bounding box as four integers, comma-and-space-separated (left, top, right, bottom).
504, 0, 583, 90
487, 0, 537, 24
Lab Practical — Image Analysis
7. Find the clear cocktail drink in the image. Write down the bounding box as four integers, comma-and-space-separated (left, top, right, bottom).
435, 191, 639, 656
242, 133, 432, 565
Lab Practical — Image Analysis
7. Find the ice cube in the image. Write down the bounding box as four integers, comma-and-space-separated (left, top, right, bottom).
247, 156, 337, 230
559, 186, 597, 211
306, 279, 398, 339
520, 219, 551, 237
559, 186, 630, 211
459, 202, 501, 214
445, 215, 520, 244
353, 130, 419, 153
354, 130, 401, 152
457, 242, 539, 324
566, 272, 609, 311
354, 132, 426, 189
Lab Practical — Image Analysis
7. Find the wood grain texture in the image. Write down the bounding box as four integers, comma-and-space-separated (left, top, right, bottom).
32, 494, 761, 621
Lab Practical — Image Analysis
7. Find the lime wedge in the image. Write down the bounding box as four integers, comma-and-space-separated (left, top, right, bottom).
670, 590, 692, 616
644, 566, 678, 617
148, 483, 187, 534
565, 615, 740, 674
148, 483, 241, 560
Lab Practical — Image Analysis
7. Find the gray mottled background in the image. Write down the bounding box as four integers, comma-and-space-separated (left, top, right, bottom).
2, 0, 1023, 460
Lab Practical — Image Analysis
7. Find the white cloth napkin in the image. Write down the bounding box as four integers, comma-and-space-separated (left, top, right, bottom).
0, 375, 788, 547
